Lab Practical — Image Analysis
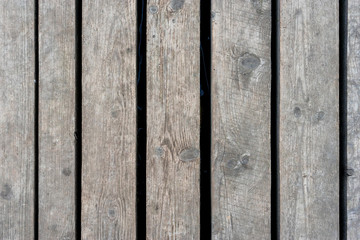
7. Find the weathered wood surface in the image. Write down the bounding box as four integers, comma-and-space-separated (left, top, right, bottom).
211, 0, 272, 239
347, 0, 360, 239
38, 0, 76, 239
279, 0, 339, 238
146, 0, 200, 238
82, 0, 137, 239
0, 1, 35, 239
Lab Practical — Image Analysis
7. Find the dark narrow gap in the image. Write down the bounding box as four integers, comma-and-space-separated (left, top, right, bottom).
136, 0, 147, 239
75, 0, 82, 239
34, 0, 39, 238
200, 0, 211, 239
339, 0, 348, 239
271, 0, 280, 239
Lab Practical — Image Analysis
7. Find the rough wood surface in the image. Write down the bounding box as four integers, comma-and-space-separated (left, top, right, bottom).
279, 0, 339, 238
347, 1, 360, 239
211, 0, 272, 239
0, 1, 34, 239
38, 0, 75, 239
81, 0, 137, 239
146, 0, 200, 239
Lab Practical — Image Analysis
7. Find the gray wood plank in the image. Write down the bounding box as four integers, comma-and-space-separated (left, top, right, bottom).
81, 0, 137, 239
211, 0, 272, 239
38, 0, 75, 239
0, 0, 35, 239
146, 0, 200, 238
347, 1, 360, 239
279, 0, 339, 238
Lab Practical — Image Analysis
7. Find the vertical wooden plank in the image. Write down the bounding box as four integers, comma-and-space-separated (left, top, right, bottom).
279, 0, 339, 238
0, 1, 34, 239
82, 0, 137, 239
146, 0, 200, 238
211, 0, 271, 239
347, 0, 360, 239
38, 0, 75, 238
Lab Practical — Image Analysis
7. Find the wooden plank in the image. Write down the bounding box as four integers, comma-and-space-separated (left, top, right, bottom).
38, 0, 75, 238
0, 1, 35, 239
347, 1, 360, 239
146, 0, 200, 238
81, 0, 137, 239
211, 0, 271, 239
279, 0, 339, 238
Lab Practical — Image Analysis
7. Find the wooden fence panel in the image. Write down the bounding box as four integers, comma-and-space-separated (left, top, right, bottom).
0, 1, 35, 239
347, 0, 360, 239
82, 1, 137, 239
146, 0, 200, 239
38, 1, 76, 238
211, 0, 272, 239
279, 0, 339, 238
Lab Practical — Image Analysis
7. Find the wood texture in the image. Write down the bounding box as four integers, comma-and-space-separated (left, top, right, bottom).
81, 0, 137, 239
279, 0, 339, 238
38, 0, 75, 239
211, 0, 271, 239
0, 1, 35, 239
347, 0, 360, 239
146, 0, 200, 238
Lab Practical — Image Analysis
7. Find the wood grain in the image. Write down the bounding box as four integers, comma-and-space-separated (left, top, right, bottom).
279, 0, 339, 238
38, 0, 75, 239
211, 0, 272, 239
347, 0, 360, 239
146, 0, 200, 239
0, 0, 35, 239
81, 0, 137, 239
